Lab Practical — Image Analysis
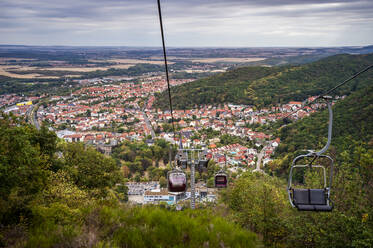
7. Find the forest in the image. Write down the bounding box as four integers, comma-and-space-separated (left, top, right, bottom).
154, 53, 373, 109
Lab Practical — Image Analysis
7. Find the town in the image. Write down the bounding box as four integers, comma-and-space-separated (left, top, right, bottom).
0, 75, 342, 205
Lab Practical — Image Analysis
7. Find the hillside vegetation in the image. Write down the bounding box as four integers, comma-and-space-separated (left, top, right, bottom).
222, 84, 373, 248
270, 83, 373, 176
155, 66, 283, 109
0, 114, 256, 247
154, 53, 373, 109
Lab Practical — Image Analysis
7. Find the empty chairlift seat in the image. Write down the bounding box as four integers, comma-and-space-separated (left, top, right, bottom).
288, 162, 334, 212
291, 188, 333, 211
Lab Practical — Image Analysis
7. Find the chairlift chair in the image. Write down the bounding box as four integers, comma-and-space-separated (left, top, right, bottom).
287, 96, 334, 211
198, 150, 210, 169
176, 151, 188, 169
215, 170, 228, 188
288, 155, 333, 211
167, 169, 187, 193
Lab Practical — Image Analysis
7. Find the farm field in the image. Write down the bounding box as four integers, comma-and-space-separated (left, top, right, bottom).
190, 57, 265, 63
0, 66, 58, 79
0, 58, 175, 79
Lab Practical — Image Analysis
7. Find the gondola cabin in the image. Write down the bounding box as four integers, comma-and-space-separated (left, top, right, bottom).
168, 170, 187, 193
215, 173, 228, 188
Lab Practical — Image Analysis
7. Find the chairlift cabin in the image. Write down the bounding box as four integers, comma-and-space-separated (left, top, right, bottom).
287, 96, 334, 211
167, 170, 187, 193
215, 171, 228, 188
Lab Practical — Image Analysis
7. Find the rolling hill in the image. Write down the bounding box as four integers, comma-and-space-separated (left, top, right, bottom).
270, 83, 373, 176
154, 53, 373, 109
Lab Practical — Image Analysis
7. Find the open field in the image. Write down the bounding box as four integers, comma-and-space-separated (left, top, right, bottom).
190, 57, 265, 63
9, 66, 39, 71
0, 55, 260, 79
0, 67, 58, 79
110, 64, 135, 69
106, 59, 173, 64
0, 64, 133, 77
43, 67, 109, 72
65, 74, 82, 78
0, 58, 170, 78
0, 58, 36, 62
149, 56, 179, 60
149, 56, 265, 63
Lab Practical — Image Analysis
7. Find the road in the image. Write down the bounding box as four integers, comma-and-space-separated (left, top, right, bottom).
253, 145, 270, 173
142, 109, 156, 139
28, 104, 40, 130
32, 106, 40, 130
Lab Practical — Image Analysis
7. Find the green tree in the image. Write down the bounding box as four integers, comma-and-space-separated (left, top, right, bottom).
0, 115, 53, 224
61, 142, 123, 197
159, 176, 167, 188
207, 177, 215, 188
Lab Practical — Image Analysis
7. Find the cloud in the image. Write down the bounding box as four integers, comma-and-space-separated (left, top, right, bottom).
0, 0, 372, 46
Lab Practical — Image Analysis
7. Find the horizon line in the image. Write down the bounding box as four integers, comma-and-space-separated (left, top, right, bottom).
0, 44, 372, 49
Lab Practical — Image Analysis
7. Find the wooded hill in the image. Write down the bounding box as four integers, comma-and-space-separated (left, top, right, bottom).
222, 83, 373, 247
154, 53, 373, 109
270, 83, 373, 177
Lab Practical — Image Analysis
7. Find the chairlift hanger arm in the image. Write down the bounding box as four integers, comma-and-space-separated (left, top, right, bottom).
316, 97, 333, 156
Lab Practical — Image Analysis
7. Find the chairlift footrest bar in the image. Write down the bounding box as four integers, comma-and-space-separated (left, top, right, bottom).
296, 204, 333, 211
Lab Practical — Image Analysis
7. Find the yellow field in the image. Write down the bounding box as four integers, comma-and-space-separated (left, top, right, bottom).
0, 65, 39, 71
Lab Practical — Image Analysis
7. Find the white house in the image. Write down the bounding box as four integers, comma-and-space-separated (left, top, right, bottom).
144, 188, 176, 205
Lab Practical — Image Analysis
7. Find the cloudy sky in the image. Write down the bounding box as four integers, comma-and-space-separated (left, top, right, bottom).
1, 0, 373, 47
